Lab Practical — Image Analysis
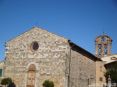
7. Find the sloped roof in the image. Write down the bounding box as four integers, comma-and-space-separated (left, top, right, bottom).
101, 54, 117, 64
68, 40, 101, 61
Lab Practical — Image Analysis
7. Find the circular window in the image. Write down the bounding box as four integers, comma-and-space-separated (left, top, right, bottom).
31, 41, 39, 51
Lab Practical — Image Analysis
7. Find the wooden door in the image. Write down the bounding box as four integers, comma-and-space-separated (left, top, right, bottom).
27, 64, 36, 87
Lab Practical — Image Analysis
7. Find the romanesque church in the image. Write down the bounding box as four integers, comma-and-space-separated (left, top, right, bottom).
0, 27, 116, 87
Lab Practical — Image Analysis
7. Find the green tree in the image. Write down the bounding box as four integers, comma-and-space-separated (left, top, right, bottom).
1, 78, 12, 86
43, 80, 54, 87
105, 62, 117, 83
105, 69, 117, 83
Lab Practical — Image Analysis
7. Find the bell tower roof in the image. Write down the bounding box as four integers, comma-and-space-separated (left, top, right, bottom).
95, 34, 112, 42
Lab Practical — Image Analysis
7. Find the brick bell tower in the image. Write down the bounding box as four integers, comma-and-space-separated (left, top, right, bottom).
95, 34, 112, 58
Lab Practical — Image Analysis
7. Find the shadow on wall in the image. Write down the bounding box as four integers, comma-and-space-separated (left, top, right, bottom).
7, 82, 16, 87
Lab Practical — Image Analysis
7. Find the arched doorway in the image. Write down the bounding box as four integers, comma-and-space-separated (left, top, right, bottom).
27, 64, 36, 87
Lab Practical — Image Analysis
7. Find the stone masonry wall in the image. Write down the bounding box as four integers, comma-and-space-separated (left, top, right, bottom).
4, 27, 69, 87
70, 50, 96, 87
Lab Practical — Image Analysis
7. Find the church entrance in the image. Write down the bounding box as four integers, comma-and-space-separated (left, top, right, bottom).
26, 64, 36, 87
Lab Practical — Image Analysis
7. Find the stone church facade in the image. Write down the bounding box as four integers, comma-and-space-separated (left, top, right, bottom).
2, 27, 100, 87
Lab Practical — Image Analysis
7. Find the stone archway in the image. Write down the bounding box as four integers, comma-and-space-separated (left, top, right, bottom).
27, 64, 36, 87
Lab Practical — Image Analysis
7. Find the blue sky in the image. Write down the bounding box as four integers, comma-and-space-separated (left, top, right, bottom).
0, 0, 117, 60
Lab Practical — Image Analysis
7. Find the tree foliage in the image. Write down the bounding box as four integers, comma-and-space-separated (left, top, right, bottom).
105, 69, 117, 83
1, 78, 12, 85
43, 80, 54, 87
105, 62, 117, 83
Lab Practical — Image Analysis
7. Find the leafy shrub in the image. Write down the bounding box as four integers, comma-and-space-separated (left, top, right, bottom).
43, 80, 54, 87
1, 78, 12, 85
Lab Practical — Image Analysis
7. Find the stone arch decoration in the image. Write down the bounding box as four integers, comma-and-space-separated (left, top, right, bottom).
27, 64, 36, 87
